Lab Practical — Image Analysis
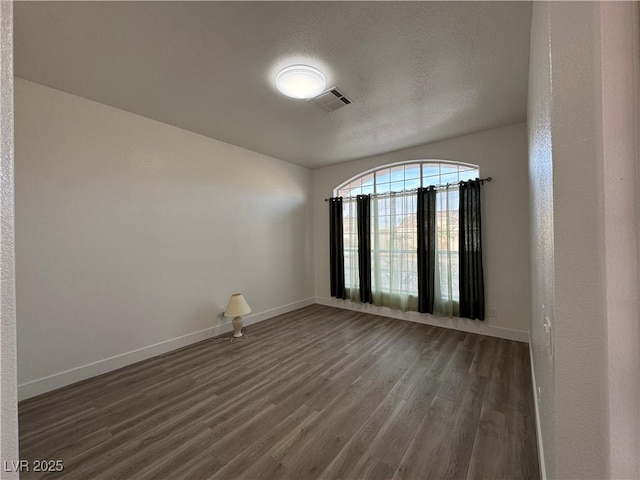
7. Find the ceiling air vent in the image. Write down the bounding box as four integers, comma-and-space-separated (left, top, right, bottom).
309, 87, 352, 112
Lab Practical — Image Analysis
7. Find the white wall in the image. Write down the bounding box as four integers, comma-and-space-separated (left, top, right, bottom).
528, 2, 640, 478
599, 5, 640, 476
527, 3, 555, 476
313, 123, 530, 342
1, 0, 19, 477
15, 79, 314, 399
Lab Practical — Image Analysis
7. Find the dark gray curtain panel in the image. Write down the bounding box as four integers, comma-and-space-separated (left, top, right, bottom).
329, 197, 346, 299
459, 180, 485, 320
417, 186, 437, 314
357, 195, 372, 303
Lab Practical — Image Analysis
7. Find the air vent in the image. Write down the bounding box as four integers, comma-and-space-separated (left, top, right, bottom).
309, 87, 353, 112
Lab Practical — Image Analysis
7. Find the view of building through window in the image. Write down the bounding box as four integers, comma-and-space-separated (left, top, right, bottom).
336, 161, 479, 302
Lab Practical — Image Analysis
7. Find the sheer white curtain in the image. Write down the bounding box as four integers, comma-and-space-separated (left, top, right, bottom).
433, 185, 460, 317
372, 192, 418, 311
343, 199, 360, 302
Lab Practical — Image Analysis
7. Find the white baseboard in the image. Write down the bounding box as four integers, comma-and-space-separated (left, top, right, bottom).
529, 342, 547, 480
18, 297, 314, 401
314, 296, 529, 343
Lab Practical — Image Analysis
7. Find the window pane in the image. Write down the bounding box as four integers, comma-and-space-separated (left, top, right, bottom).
404, 165, 421, 179
448, 190, 460, 206
441, 172, 459, 184
423, 164, 439, 177
376, 197, 390, 215
405, 178, 420, 190
361, 184, 374, 194
393, 213, 406, 228
361, 173, 374, 187
376, 169, 391, 184
390, 180, 405, 192
440, 164, 457, 175
376, 182, 392, 193
377, 232, 391, 249
459, 169, 478, 182
423, 175, 440, 188
390, 166, 405, 182
377, 216, 390, 229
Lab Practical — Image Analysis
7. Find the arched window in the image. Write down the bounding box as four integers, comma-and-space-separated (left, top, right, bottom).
334, 160, 479, 314
335, 160, 479, 197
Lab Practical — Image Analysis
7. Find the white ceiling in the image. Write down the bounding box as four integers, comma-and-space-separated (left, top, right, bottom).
14, 1, 532, 169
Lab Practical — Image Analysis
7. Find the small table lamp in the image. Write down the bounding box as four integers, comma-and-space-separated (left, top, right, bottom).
224, 293, 252, 338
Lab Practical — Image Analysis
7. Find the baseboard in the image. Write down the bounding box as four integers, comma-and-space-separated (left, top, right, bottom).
18, 297, 314, 401
313, 296, 529, 343
529, 341, 547, 480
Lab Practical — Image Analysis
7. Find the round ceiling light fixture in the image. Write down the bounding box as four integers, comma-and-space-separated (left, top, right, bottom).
275, 64, 326, 99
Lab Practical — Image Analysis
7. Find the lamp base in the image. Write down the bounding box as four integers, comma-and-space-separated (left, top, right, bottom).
232, 316, 244, 338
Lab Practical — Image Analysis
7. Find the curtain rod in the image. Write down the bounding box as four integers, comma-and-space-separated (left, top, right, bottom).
324, 176, 492, 202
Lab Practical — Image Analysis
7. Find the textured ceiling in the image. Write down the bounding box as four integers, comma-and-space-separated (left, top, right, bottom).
14, 1, 532, 169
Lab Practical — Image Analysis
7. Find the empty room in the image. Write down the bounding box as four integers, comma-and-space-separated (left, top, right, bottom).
1, 1, 639, 480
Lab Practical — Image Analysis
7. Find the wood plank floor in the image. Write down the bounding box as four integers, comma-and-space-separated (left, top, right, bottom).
19, 305, 540, 480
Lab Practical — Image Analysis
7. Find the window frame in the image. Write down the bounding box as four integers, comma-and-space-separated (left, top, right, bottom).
334, 159, 480, 198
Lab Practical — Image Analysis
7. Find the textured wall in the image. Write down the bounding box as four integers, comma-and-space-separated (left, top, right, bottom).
15, 79, 313, 398
528, 2, 640, 478
0, 0, 19, 477
599, 3, 640, 477
312, 123, 530, 340
527, 2, 556, 477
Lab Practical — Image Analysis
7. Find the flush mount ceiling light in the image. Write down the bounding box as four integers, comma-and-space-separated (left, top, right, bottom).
276, 64, 326, 99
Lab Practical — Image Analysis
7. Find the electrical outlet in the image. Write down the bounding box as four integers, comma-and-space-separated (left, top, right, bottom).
490, 307, 497, 318
218, 306, 226, 319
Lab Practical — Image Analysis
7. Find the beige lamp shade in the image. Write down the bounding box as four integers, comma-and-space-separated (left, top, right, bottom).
224, 293, 252, 318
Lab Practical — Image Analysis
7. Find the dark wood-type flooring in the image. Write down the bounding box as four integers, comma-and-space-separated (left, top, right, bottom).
19, 305, 539, 480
